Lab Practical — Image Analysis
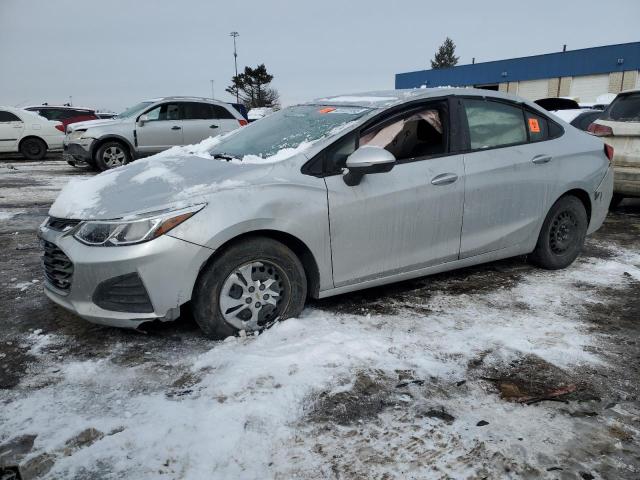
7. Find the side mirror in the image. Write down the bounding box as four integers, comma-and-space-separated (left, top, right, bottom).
138, 114, 149, 126
343, 145, 396, 186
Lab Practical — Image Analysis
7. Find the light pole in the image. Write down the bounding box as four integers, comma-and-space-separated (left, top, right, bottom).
210, 79, 215, 99
230, 31, 239, 103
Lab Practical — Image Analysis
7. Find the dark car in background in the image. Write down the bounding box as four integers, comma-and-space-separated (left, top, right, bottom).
25, 105, 99, 129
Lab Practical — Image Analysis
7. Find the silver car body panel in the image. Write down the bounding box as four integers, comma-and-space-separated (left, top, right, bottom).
44, 88, 613, 328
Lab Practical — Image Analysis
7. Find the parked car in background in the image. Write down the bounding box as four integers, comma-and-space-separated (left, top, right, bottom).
25, 105, 99, 129
248, 107, 275, 122
588, 89, 640, 207
41, 89, 613, 338
0, 106, 64, 159
535, 97, 604, 132
95, 111, 117, 119
64, 97, 249, 170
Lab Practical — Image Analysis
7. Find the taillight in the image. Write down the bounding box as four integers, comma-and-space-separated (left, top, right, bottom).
238, 119, 248, 127
54, 124, 65, 132
587, 123, 613, 137
604, 144, 614, 163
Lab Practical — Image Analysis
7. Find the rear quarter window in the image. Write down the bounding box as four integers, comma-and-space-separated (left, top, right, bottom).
603, 92, 640, 122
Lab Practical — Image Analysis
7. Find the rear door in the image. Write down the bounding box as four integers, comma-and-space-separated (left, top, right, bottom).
325, 100, 465, 287
459, 98, 555, 258
0, 110, 24, 152
136, 102, 184, 153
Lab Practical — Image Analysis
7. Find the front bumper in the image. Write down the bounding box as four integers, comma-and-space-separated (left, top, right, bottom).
38, 225, 213, 328
63, 140, 94, 166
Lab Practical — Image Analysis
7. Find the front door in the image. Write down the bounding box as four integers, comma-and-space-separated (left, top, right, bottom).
325, 102, 465, 287
136, 102, 184, 154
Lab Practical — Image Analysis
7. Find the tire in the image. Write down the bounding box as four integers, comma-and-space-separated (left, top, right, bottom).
192, 237, 307, 339
19, 137, 47, 160
529, 195, 588, 270
609, 194, 624, 210
95, 141, 130, 171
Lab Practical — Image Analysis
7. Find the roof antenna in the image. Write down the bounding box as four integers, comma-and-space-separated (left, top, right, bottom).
472, 57, 475, 64
562, 44, 567, 52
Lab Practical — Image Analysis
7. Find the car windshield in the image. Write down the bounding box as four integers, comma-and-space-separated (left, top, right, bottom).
116, 101, 154, 119
209, 105, 371, 160
603, 92, 640, 122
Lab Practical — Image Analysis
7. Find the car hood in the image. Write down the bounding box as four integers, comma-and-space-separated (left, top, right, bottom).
48, 154, 273, 220
67, 118, 125, 131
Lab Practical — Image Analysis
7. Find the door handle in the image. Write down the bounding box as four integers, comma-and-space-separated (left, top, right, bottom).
532, 154, 552, 164
431, 173, 458, 186
209, 124, 219, 129
171, 126, 182, 130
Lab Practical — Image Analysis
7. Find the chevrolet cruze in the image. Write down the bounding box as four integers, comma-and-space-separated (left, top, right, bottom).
40, 89, 614, 339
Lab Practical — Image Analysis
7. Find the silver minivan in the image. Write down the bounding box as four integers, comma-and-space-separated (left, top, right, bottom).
64, 96, 247, 171
41, 89, 613, 338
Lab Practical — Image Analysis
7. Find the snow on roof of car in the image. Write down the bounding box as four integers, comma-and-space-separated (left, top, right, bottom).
312, 87, 520, 108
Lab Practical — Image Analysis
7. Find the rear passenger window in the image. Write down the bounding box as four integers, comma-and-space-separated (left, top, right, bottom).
463, 99, 527, 149
183, 102, 213, 120
0, 111, 21, 122
211, 105, 235, 120
524, 110, 549, 142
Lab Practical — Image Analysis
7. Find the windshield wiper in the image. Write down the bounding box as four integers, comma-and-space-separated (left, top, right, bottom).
213, 153, 237, 161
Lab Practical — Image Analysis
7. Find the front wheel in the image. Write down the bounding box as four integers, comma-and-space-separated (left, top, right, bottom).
529, 195, 588, 270
192, 237, 307, 339
95, 141, 130, 171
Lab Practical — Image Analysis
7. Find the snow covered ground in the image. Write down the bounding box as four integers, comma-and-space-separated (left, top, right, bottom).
1, 158, 639, 479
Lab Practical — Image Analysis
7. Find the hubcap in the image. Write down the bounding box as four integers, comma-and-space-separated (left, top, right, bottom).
219, 261, 285, 331
103, 146, 126, 167
549, 211, 578, 254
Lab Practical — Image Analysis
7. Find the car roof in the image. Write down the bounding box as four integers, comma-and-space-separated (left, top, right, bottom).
25, 105, 94, 111
145, 96, 235, 106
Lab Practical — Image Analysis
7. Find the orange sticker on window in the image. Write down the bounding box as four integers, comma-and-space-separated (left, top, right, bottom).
528, 118, 540, 133
319, 107, 336, 114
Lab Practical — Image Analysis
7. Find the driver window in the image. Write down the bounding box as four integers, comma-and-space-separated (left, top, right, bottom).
360, 106, 445, 161
144, 103, 180, 122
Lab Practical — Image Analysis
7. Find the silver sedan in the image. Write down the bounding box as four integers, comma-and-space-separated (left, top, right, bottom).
40, 89, 613, 338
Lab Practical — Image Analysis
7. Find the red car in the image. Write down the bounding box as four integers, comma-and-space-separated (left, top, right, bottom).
25, 105, 99, 129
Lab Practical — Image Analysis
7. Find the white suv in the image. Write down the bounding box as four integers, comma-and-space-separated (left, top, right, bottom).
64, 97, 248, 170
0, 106, 64, 159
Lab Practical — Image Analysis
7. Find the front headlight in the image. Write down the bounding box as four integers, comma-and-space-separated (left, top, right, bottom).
73, 204, 204, 246
68, 129, 90, 141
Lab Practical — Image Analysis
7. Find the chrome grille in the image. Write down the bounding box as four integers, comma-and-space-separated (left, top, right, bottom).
42, 240, 73, 291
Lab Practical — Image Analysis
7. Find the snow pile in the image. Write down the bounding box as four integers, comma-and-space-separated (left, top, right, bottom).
2, 245, 636, 478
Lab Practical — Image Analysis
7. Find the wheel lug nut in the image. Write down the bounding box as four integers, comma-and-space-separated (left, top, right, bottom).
263, 294, 269, 300
259, 285, 265, 291
255, 302, 261, 308
245, 298, 251, 304
248, 286, 255, 293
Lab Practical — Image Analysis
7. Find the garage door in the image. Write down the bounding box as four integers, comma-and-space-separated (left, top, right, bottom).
516, 80, 549, 100
570, 74, 610, 103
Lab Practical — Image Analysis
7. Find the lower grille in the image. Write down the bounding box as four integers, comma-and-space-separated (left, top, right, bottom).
42, 240, 73, 291
92, 273, 154, 313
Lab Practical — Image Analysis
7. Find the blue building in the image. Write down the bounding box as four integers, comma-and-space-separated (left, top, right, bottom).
395, 42, 640, 102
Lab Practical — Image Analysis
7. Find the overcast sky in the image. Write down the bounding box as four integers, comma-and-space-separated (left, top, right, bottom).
1, 0, 638, 112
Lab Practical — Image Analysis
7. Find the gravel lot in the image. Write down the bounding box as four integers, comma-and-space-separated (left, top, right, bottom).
1, 156, 639, 479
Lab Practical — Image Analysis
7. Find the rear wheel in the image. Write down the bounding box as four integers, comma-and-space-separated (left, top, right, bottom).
529, 195, 588, 270
19, 137, 47, 160
192, 237, 307, 339
95, 141, 130, 171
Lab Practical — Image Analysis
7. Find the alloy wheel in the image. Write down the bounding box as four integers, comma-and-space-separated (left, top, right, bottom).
103, 146, 126, 167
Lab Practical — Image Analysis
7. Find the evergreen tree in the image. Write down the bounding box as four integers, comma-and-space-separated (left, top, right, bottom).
430, 37, 459, 69
226, 64, 280, 108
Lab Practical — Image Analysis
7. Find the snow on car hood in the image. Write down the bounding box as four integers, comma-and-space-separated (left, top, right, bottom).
48, 154, 269, 220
